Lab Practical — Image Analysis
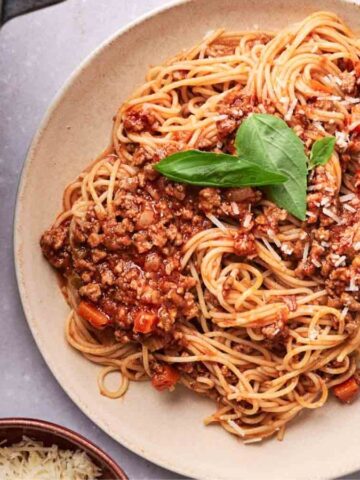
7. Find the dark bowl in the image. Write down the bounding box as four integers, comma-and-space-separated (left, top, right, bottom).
0, 418, 128, 480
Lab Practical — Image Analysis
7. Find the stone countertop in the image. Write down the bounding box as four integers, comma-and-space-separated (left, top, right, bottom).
0, 1, 183, 478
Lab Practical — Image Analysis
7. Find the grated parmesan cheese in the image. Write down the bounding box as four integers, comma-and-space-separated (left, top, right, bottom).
335, 131, 350, 150
354, 242, 360, 251
323, 207, 341, 223
281, 243, 293, 255
243, 213, 252, 228
342, 96, 360, 105
334, 255, 347, 267
302, 242, 310, 262
311, 258, 321, 268
231, 202, 239, 215
346, 277, 359, 292
313, 121, 326, 133
344, 204, 356, 213
339, 193, 355, 203
0, 436, 101, 480
320, 197, 330, 207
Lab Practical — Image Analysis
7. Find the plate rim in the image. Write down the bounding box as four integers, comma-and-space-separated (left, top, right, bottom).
12, 1, 360, 479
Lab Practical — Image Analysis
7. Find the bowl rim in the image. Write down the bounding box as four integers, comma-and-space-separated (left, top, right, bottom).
0, 417, 128, 480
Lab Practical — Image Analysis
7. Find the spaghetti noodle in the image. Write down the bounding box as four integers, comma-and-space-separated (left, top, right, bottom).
41, 12, 360, 442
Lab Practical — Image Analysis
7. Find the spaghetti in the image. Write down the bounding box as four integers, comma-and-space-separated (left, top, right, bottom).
41, 12, 360, 442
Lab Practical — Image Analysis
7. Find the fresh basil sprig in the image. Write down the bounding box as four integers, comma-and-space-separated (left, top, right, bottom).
155, 113, 336, 221
154, 150, 287, 187
308, 136, 336, 170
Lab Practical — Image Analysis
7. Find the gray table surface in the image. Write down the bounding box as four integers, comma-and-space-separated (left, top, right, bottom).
0, 1, 359, 479
0, 1, 184, 478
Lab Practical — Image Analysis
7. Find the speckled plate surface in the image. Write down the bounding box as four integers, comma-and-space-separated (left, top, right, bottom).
14, 1, 360, 479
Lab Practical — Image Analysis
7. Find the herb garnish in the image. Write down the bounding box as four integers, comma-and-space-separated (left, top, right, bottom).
308, 136, 336, 170
154, 150, 287, 187
155, 113, 336, 221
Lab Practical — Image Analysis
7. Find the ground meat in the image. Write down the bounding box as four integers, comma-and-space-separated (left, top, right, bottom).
79, 283, 101, 302
40, 224, 70, 270
41, 169, 211, 344
123, 108, 159, 134
261, 319, 289, 345
339, 71, 356, 94
198, 188, 221, 212
216, 91, 254, 139
254, 205, 287, 235
233, 231, 257, 257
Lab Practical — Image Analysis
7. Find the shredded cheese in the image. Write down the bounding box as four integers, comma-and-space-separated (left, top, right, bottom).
281, 244, 293, 255
313, 121, 326, 133
320, 197, 331, 207
335, 131, 350, 150
354, 242, 360, 251
323, 207, 341, 223
334, 255, 347, 267
346, 277, 359, 292
339, 193, 355, 203
0, 436, 101, 480
344, 204, 356, 213
243, 213, 252, 228
311, 258, 321, 268
302, 242, 310, 262
231, 202, 239, 215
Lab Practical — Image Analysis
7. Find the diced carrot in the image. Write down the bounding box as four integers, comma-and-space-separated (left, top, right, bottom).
333, 377, 359, 403
151, 365, 180, 391
309, 79, 333, 94
133, 311, 158, 334
77, 301, 109, 329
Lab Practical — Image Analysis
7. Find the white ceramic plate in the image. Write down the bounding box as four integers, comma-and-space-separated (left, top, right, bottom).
14, 1, 360, 478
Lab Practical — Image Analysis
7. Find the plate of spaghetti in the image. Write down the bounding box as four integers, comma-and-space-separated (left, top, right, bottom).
15, 1, 360, 478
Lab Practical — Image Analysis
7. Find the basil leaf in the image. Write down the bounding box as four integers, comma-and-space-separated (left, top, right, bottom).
235, 114, 307, 221
308, 136, 336, 170
154, 150, 288, 187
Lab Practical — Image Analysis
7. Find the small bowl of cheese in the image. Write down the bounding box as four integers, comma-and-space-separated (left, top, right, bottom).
0, 418, 127, 479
